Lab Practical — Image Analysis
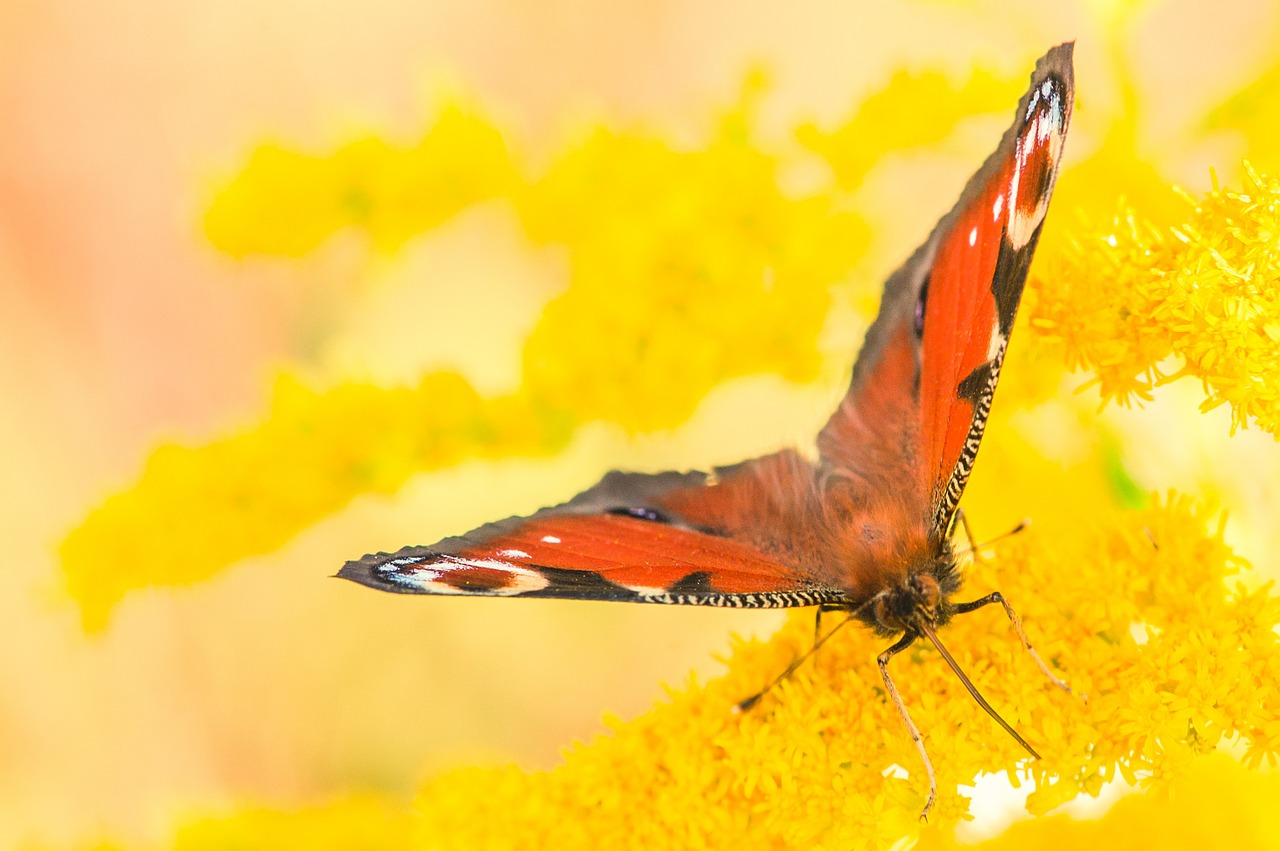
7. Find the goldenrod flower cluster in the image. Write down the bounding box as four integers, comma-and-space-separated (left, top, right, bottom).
204, 103, 516, 255
1030, 165, 1280, 435
61, 373, 571, 630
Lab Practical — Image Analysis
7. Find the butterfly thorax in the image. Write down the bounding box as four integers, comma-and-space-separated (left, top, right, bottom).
852, 541, 963, 637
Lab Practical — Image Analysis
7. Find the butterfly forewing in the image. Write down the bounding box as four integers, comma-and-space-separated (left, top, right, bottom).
340, 456, 850, 607
922, 51, 1072, 533
820, 44, 1073, 541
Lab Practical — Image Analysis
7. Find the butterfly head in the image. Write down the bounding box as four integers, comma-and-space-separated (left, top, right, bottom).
865, 557, 962, 636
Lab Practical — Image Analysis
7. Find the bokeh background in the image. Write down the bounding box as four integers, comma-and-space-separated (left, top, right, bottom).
4, 0, 1280, 847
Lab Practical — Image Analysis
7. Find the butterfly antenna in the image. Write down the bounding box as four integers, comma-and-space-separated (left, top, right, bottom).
953, 516, 1031, 561
916, 620, 1040, 759
735, 613, 857, 713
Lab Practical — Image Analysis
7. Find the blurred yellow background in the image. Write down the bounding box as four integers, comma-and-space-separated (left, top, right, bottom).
3, 0, 1279, 847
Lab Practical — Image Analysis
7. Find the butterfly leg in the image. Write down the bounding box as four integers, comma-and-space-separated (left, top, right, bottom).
878, 631, 937, 822
953, 592, 1082, 700
813, 603, 846, 649
736, 612, 856, 713
953, 507, 985, 563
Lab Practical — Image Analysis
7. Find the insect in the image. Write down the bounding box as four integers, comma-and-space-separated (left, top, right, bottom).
341, 43, 1076, 819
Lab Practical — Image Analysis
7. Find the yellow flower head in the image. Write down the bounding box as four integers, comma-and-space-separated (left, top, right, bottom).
204, 102, 516, 256
1030, 165, 1280, 435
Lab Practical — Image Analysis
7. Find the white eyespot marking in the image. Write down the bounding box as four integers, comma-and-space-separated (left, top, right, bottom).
379, 556, 427, 572
541, 535, 561, 544
1007, 87, 1066, 251
384, 555, 551, 596
968, 227, 978, 247
444, 556, 521, 571
993, 193, 1004, 221
498, 549, 531, 559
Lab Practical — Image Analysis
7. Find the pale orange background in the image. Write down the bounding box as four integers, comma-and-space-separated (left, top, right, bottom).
1, 1, 1276, 847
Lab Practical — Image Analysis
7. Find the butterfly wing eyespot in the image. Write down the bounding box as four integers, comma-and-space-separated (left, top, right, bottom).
605, 506, 675, 524
913, 275, 931, 338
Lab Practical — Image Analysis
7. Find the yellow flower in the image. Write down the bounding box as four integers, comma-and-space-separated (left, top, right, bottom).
204, 101, 515, 256
60, 372, 569, 631
1028, 164, 1280, 435
515, 118, 867, 430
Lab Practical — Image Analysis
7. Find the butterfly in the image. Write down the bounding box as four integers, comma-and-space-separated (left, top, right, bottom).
340, 43, 1076, 819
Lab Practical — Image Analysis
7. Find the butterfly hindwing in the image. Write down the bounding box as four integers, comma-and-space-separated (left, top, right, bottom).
818, 44, 1073, 539
339, 454, 849, 607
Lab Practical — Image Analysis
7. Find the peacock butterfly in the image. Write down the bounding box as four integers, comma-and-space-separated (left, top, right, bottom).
341, 43, 1076, 819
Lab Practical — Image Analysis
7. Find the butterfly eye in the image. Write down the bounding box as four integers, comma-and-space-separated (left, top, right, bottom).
913, 274, 930, 337
911, 573, 941, 611
873, 594, 906, 632
607, 506, 672, 524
